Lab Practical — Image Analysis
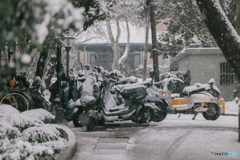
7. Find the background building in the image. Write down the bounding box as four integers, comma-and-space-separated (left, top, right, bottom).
175, 48, 234, 101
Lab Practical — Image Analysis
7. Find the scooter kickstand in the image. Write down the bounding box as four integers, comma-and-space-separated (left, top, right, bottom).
178, 112, 182, 118
192, 112, 198, 120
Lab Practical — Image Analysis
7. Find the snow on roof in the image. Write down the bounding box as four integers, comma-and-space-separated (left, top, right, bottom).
76, 21, 161, 44
175, 47, 222, 61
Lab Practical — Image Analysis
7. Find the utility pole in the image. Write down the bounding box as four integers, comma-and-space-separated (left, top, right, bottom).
143, 0, 150, 81
55, 43, 63, 123
149, 0, 159, 82
236, 0, 240, 143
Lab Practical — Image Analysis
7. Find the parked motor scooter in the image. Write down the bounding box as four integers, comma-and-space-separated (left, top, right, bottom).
161, 75, 222, 120
72, 56, 168, 130
115, 71, 168, 122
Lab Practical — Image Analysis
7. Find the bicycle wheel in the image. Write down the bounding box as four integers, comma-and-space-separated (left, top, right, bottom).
0, 93, 30, 112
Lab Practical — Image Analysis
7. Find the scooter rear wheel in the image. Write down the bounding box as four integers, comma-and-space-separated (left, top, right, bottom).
202, 103, 220, 121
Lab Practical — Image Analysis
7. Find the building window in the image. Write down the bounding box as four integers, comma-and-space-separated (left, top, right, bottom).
220, 62, 234, 85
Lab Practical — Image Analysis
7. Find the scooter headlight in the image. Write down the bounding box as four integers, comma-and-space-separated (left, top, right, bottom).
93, 84, 99, 92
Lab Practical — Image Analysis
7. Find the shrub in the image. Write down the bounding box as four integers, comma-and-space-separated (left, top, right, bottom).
22, 109, 55, 124
6, 113, 43, 132
22, 126, 62, 143
0, 138, 54, 160
0, 121, 21, 140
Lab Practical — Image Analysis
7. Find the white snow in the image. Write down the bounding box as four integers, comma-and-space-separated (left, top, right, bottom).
0, 105, 69, 159
225, 99, 239, 115
119, 45, 129, 64
183, 81, 220, 96
0, 104, 20, 115
22, 109, 55, 122
22, 125, 62, 143
81, 74, 96, 95
21, 54, 32, 64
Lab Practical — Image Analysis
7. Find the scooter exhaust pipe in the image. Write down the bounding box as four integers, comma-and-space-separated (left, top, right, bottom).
101, 110, 136, 122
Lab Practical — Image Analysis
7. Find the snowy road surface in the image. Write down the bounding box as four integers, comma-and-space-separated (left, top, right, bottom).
68, 114, 240, 160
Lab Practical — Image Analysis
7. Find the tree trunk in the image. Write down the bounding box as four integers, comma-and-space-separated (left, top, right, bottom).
237, 0, 240, 35
119, 17, 130, 66
143, 25, 149, 81
234, 0, 240, 99
237, 0, 240, 143
196, 0, 240, 142
106, 19, 121, 70
35, 50, 49, 79
44, 56, 57, 88
149, 0, 159, 82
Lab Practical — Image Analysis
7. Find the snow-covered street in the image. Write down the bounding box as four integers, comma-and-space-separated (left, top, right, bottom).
68, 114, 239, 160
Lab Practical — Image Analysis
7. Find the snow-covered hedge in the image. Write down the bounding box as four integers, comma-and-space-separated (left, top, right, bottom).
22, 126, 62, 143
0, 105, 19, 115
5, 113, 43, 132
0, 121, 21, 140
22, 108, 55, 124
0, 138, 54, 160
0, 105, 66, 159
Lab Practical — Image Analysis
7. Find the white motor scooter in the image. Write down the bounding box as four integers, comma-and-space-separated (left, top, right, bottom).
161, 76, 222, 120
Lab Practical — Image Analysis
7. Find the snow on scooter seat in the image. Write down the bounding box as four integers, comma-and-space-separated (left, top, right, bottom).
183, 81, 220, 96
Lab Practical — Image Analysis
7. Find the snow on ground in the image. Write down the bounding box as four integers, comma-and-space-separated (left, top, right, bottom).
150, 113, 237, 128
225, 99, 239, 115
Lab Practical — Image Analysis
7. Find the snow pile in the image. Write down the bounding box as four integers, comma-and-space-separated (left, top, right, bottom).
225, 98, 239, 115
0, 105, 19, 115
22, 108, 55, 123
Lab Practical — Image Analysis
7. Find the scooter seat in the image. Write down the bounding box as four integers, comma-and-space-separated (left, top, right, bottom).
183, 84, 208, 96
120, 85, 147, 98
116, 80, 151, 90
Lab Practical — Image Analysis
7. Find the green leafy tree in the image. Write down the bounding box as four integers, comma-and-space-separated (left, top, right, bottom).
0, 0, 105, 93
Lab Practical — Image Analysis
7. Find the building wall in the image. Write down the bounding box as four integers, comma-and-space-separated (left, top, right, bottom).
178, 55, 190, 72
176, 48, 234, 101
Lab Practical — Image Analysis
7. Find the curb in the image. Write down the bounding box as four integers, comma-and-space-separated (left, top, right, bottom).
54, 124, 77, 160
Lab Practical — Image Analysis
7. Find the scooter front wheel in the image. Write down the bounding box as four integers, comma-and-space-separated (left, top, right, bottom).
73, 109, 96, 130
202, 103, 220, 121
153, 102, 168, 122
73, 108, 84, 127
